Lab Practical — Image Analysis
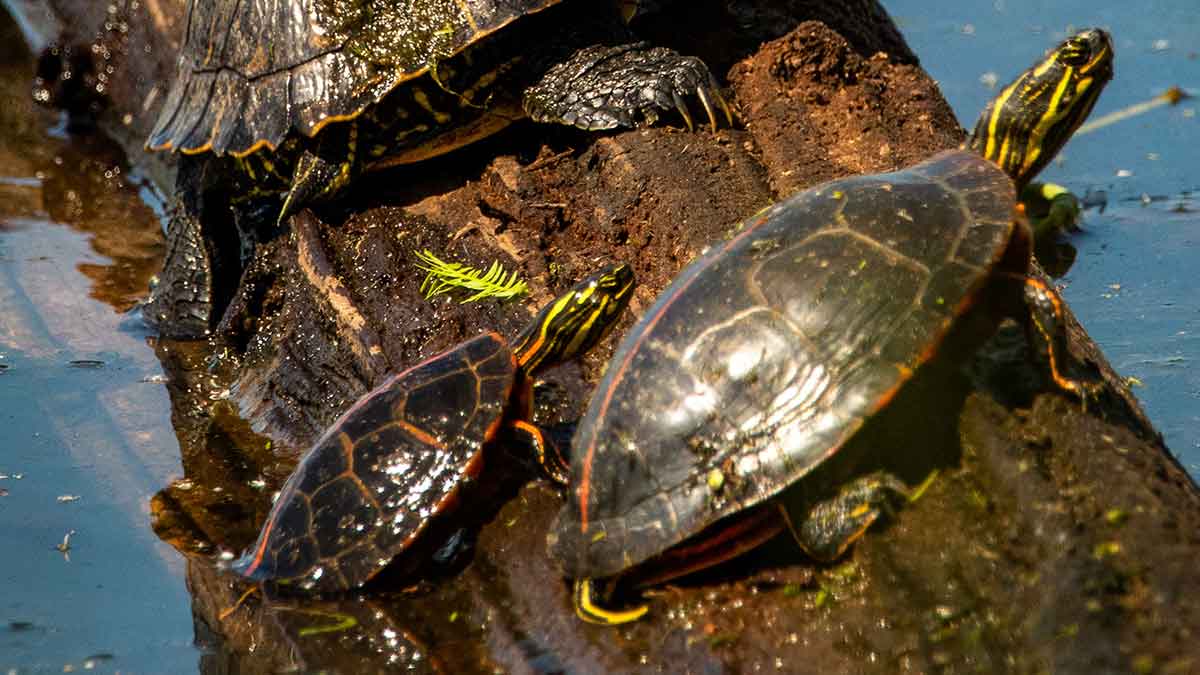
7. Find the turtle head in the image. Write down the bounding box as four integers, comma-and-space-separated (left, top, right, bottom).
967, 28, 1113, 190
513, 264, 636, 375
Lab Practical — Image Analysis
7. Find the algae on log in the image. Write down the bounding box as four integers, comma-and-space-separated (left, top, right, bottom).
13, 0, 1198, 671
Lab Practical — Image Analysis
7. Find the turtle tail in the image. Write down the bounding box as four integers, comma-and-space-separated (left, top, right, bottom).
277, 123, 359, 225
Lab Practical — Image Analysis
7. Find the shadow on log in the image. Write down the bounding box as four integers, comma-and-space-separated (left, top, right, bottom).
15, 0, 1199, 672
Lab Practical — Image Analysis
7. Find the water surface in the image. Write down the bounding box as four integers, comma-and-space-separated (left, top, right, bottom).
0, 13, 195, 671
887, 0, 1200, 474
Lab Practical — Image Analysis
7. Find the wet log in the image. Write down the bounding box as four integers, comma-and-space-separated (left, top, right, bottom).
14, 0, 1198, 672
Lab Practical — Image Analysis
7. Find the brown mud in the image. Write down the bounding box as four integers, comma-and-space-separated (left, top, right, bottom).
15, 0, 1200, 672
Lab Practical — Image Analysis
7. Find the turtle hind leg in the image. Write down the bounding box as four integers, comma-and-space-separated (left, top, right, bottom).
780, 472, 911, 562
573, 578, 649, 625
143, 201, 212, 337
143, 156, 242, 338
523, 42, 732, 133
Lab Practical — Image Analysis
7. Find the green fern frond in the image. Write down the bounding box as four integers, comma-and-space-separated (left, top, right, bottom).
414, 249, 528, 303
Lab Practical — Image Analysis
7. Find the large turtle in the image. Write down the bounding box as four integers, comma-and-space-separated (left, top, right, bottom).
547, 28, 1114, 623
143, 0, 728, 337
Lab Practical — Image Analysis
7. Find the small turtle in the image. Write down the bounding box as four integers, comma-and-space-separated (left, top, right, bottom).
547, 29, 1113, 623
143, 0, 728, 337
234, 262, 634, 591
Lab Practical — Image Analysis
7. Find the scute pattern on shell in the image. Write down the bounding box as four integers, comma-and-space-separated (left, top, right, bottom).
232, 333, 516, 591
551, 151, 1017, 579
147, 0, 560, 155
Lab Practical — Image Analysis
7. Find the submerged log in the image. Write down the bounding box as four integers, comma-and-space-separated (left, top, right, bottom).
15, 0, 1198, 671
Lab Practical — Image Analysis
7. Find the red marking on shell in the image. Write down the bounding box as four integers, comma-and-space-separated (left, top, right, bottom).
577, 217, 770, 532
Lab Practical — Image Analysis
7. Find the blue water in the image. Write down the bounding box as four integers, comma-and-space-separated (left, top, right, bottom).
0, 13, 194, 669
886, 0, 1200, 474
0, 225, 194, 673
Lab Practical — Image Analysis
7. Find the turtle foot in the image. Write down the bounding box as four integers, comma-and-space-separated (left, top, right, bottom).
782, 472, 910, 562
524, 42, 732, 133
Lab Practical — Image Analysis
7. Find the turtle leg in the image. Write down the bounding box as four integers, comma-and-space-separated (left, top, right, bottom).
779, 472, 911, 562
277, 122, 359, 225
573, 577, 649, 626
522, 42, 732, 133
1019, 183, 1083, 277
1021, 182, 1084, 240
507, 420, 570, 486
1020, 277, 1101, 404
143, 156, 243, 338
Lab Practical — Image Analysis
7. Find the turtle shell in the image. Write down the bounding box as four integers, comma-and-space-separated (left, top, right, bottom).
147, 0, 561, 156
550, 150, 1019, 579
233, 332, 517, 591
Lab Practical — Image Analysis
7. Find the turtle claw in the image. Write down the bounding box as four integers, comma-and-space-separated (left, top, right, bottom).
695, 84, 718, 133
672, 90, 695, 132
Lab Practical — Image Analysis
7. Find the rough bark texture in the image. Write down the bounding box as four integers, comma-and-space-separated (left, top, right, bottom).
15, 0, 1198, 673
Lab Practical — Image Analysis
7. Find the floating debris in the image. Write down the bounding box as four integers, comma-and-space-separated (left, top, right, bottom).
1078, 86, 1191, 135
67, 359, 105, 369
57, 495, 81, 503
56, 529, 76, 559
82, 654, 116, 669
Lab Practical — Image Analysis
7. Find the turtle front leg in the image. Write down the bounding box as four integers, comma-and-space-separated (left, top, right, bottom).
1020, 277, 1102, 405
1021, 182, 1084, 239
144, 200, 211, 337
507, 420, 570, 486
1020, 183, 1084, 277
780, 472, 912, 562
522, 42, 732, 133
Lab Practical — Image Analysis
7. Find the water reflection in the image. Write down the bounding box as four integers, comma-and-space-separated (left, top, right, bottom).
2, 24, 162, 314
186, 573, 446, 674
0, 10, 191, 669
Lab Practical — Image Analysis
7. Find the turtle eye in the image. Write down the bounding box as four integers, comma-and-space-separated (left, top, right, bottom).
1057, 38, 1093, 67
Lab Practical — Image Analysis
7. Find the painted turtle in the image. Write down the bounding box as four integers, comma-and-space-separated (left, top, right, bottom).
143, 0, 728, 337
233, 263, 634, 591
548, 28, 1114, 623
